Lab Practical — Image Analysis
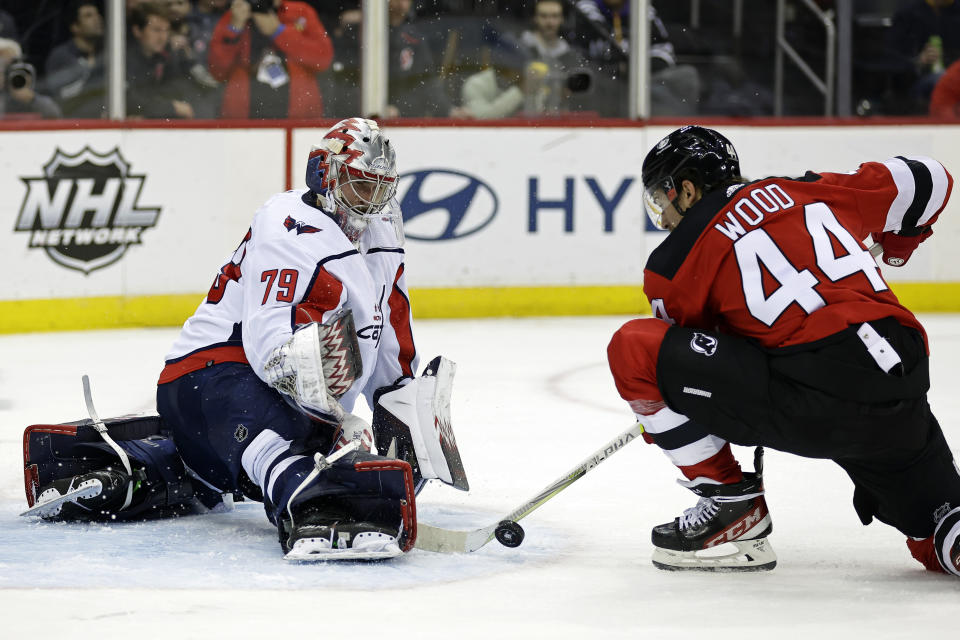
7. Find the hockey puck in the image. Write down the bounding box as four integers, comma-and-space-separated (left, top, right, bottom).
494, 520, 525, 548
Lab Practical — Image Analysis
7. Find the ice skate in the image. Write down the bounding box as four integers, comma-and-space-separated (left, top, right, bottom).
651, 471, 776, 572
282, 502, 403, 562
275, 444, 415, 562
23, 468, 132, 521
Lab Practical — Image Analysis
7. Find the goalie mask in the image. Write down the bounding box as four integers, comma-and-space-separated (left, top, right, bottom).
305, 118, 400, 245
642, 126, 741, 230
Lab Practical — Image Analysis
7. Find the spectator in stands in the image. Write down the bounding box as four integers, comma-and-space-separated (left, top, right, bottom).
186, 0, 230, 67
165, 0, 223, 117
571, 0, 699, 116
386, 0, 468, 118
0, 9, 18, 43
888, 0, 960, 113
518, 0, 590, 114
0, 10, 21, 84
207, 0, 333, 119
127, 2, 196, 119
929, 57, 960, 117
459, 63, 524, 119
43, 0, 106, 118
1, 58, 63, 119
312, 2, 354, 31
318, 3, 361, 117
458, 1, 592, 120
0, 38, 22, 83
167, 0, 193, 31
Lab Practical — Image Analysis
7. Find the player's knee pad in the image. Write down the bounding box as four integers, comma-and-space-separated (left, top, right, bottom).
23, 415, 198, 521
607, 318, 670, 393
655, 326, 771, 446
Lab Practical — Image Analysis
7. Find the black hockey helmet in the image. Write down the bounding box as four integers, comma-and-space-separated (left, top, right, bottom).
642, 126, 741, 229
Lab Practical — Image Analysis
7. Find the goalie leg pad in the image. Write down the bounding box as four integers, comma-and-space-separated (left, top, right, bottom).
373, 356, 469, 492
26, 468, 133, 520
276, 449, 417, 558
22, 416, 196, 521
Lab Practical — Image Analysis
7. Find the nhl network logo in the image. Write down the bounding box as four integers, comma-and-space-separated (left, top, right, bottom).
15, 147, 161, 274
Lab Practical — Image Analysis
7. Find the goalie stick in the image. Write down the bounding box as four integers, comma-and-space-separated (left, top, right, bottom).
21, 376, 136, 517
81, 375, 135, 511
414, 422, 645, 553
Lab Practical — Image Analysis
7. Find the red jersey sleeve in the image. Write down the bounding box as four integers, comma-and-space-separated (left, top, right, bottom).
207, 13, 246, 81
814, 157, 952, 235
930, 60, 960, 118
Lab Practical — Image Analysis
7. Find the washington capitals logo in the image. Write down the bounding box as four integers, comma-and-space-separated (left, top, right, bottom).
284, 215, 320, 235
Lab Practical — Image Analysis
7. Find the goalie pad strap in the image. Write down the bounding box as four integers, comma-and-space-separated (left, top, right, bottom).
22, 416, 198, 519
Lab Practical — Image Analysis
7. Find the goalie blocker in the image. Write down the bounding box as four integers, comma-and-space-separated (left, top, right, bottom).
373, 356, 469, 494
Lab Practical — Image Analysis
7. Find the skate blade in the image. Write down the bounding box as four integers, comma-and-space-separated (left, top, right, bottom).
652, 537, 777, 572
20, 479, 103, 518
283, 537, 403, 562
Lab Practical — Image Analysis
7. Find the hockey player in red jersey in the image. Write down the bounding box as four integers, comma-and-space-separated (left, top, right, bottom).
607, 125, 960, 575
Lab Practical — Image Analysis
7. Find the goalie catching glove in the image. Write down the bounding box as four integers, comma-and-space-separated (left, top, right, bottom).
263, 308, 362, 425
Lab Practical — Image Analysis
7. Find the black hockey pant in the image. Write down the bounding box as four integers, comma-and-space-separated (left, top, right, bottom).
656, 317, 960, 539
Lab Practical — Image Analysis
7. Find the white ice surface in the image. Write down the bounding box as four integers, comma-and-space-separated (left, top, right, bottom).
1, 316, 959, 638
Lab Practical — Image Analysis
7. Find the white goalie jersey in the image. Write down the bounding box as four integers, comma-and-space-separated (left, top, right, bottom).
159, 189, 419, 414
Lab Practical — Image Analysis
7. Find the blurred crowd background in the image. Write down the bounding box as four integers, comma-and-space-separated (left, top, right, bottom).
1, 0, 959, 121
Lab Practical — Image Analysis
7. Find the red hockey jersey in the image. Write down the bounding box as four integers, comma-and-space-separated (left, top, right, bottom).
643, 156, 953, 349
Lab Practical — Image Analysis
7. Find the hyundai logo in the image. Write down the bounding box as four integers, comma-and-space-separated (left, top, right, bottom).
398, 169, 498, 241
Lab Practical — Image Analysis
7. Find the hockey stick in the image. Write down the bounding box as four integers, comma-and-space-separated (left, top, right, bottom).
81, 375, 135, 510
416, 244, 888, 553
414, 421, 645, 553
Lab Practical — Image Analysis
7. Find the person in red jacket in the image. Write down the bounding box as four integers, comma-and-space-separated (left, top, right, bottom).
930, 58, 960, 117
208, 0, 333, 118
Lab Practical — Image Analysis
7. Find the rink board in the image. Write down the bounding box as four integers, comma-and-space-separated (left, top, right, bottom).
1, 122, 959, 332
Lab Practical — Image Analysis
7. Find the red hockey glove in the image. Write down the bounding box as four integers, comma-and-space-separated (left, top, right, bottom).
870, 227, 933, 267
